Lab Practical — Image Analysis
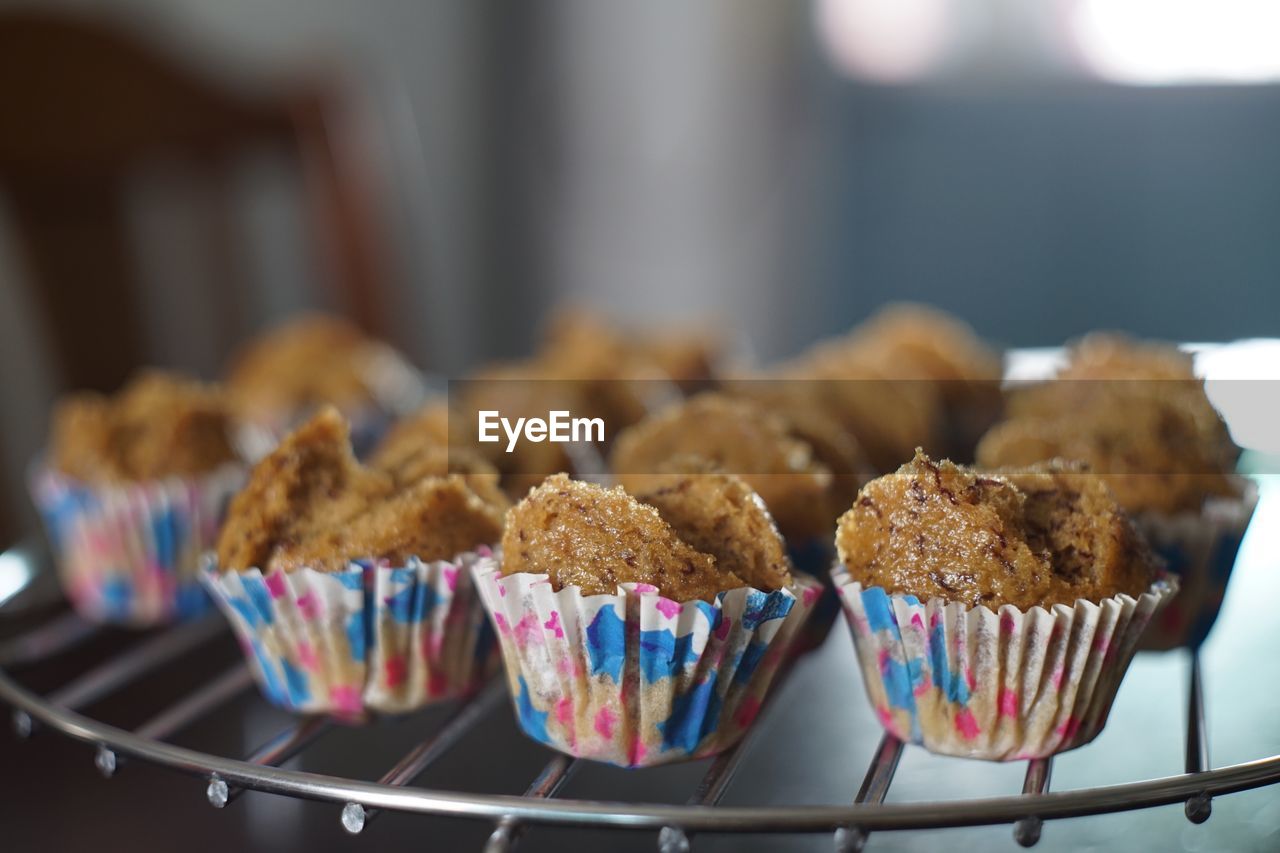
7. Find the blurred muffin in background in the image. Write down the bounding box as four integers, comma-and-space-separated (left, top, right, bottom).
975, 333, 1253, 649
836, 304, 1004, 460
542, 306, 727, 392
225, 313, 424, 454
979, 333, 1238, 514
32, 370, 250, 625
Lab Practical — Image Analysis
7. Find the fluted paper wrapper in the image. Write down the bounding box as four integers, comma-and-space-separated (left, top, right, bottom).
832, 566, 1177, 760
473, 558, 821, 767
1134, 482, 1257, 650
30, 464, 244, 626
202, 549, 495, 718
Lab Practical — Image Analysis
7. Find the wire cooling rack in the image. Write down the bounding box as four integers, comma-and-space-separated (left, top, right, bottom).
2, 543, 1279, 853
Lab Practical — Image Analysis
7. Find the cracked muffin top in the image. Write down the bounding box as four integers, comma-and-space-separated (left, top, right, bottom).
50, 370, 240, 482
611, 393, 836, 542
979, 335, 1238, 514
836, 450, 1157, 610
216, 407, 503, 573
501, 473, 793, 602
630, 469, 793, 593
226, 314, 418, 420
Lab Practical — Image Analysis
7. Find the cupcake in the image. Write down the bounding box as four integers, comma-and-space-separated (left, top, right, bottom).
835, 304, 1003, 460
832, 451, 1175, 760
30, 371, 249, 625
203, 408, 506, 717
473, 473, 819, 767
225, 313, 424, 456
976, 333, 1253, 649
611, 393, 859, 647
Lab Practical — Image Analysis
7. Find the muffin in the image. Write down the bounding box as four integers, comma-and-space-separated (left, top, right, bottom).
542, 306, 726, 393
976, 334, 1253, 648
831, 451, 1175, 760
204, 408, 502, 717
472, 473, 820, 766
30, 370, 249, 625
837, 304, 1003, 459
225, 313, 424, 455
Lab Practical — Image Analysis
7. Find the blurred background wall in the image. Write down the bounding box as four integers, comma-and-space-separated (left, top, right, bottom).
2, 0, 1280, 538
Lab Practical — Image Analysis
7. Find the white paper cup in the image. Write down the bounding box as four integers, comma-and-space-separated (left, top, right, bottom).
832, 565, 1177, 760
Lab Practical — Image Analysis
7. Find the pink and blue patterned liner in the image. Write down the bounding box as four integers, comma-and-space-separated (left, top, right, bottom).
832, 566, 1177, 760
1134, 483, 1257, 650
30, 464, 245, 626
202, 548, 495, 718
473, 558, 821, 768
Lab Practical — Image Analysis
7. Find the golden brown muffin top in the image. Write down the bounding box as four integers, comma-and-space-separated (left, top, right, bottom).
611, 393, 836, 541
842, 303, 1003, 393
501, 474, 749, 602
631, 471, 793, 592
50, 370, 240, 482
226, 313, 408, 418
978, 335, 1238, 513
836, 451, 1157, 610
215, 407, 502, 573
1055, 332, 1195, 381
541, 306, 723, 390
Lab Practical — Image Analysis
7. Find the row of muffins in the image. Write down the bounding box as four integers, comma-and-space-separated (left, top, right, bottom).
30, 307, 1254, 766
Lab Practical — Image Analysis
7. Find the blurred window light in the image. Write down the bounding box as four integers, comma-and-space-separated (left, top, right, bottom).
815, 0, 950, 83
1070, 0, 1280, 84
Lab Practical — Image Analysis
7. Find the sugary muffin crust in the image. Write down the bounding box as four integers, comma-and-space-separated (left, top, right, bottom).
50, 370, 239, 482
836, 451, 1157, 610
611, 394, 835, 541
501, 473, 794, 602
215, 407, 502, 574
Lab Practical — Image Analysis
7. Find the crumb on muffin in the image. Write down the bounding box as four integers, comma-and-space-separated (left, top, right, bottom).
215, 407, 502, 573
50, 369, 239, 482
501, 474, 748, 602
836, 450, 1157, 610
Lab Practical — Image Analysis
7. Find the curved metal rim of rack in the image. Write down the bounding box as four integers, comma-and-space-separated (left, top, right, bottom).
3, 657, 1280, 835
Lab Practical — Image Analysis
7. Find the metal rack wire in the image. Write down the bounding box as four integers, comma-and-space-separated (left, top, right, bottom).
3, 547, 1279, 851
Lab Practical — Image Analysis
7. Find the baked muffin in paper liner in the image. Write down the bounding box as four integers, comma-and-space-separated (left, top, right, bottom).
201, 548, 496, 719
30, 464, 245, 626
1134, 482, 1258, 651
832, 566, 1177, 760
472, 558, 821, 768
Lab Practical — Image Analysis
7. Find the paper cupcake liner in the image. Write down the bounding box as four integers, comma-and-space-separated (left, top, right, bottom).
786, 537, 840, 653
473, 558, 822, 767
201, 549, 495, 718
832, 566, 1177, 760
30, 464, 245, 626
1134, 481, 1258, 650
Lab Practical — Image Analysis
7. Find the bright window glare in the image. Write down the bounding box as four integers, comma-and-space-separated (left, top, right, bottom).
1071, 0, 1280, 84
0, 550, 34, 609
815, 0, 949, 83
